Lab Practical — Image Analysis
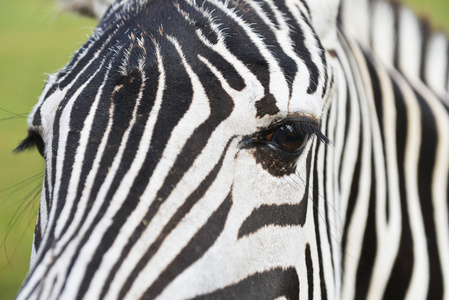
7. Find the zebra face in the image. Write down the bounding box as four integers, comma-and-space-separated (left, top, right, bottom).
17, 0, 336, 298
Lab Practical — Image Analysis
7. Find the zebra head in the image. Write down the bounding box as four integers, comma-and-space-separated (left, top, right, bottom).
17, 0, 339, 298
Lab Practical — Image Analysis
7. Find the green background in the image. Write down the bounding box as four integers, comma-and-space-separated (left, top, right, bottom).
0, 0, 448, 298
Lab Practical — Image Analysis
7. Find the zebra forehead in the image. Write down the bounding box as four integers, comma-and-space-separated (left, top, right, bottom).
32, 0, 329, 131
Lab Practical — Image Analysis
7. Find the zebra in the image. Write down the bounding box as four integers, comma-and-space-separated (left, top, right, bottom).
14, 0, 449, 298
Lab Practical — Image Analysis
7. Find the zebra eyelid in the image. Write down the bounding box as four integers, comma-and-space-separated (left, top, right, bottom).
240, 117, 328, 151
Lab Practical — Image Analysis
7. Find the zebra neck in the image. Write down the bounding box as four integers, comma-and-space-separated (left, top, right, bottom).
340, 0, 449, 102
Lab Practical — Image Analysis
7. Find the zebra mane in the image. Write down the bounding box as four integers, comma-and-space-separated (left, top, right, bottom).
340, 0, 449, 104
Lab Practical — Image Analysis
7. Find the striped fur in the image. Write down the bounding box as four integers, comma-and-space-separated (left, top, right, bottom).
341, 0, 449, 103
15, 0, 449, 299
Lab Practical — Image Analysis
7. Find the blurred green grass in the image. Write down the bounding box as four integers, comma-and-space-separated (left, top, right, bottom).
0, 0, 448, 298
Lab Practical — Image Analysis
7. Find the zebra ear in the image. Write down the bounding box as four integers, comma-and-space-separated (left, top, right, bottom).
302, 0, 340, 50
58, 0, 115, 19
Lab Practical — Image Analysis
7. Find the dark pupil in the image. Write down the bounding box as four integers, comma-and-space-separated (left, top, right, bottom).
271, 125, 308, 153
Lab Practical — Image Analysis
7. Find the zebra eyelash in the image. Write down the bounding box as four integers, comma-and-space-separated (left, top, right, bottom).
253, 118, 329, 145
241, 117, 329, 156
271, 120, 329, 144
14, 129, 46, 158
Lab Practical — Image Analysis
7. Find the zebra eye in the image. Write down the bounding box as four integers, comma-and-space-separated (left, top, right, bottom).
265, 124, 309, 153
243, 119, 328, 176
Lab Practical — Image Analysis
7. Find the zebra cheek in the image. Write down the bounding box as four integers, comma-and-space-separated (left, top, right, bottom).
232, 150, 305, 210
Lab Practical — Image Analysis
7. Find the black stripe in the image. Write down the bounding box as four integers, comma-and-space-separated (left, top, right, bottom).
305, 243, 314, 300
44, 172, 51, 209
141, 193, 233, 299
33, 212, 42, 253
419, 20, 431, 83
312, 141, 328, 300
446, 45, 449, 92
194, 267, 299, 300
414, 89, 442, 298
364, 51, 390, 223
383, 77, 413, 298
338, 79, 352, 182
392, 2, 400, 71
238, 150, 312, 238
320, 48, 329, 99
354, 154, 377, 299
237, 202, 308, 238
32, 105, 43, 128
322, 105, 336, 280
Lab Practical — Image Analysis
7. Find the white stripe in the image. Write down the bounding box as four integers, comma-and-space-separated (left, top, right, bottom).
317, 53, 340, 300
340, 32, 374, 300
334, 32, 362, 229
372, 1, 396, 67
396, 73, 429, 300
340, 0, 370, 47
425, 33, 449, 101
366, 54, 401, 300
316, 137, 337, 300
398, 6, 422, 83
322, 59, 343, 298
